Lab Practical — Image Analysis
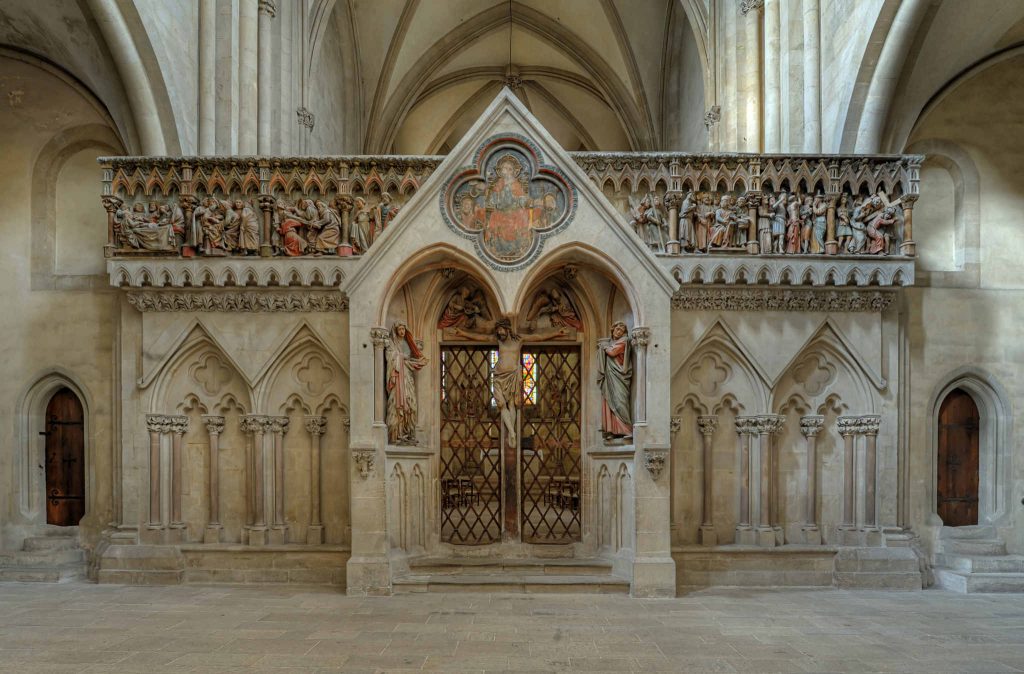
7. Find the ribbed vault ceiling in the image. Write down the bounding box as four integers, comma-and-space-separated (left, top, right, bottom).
332, 0, 685, 153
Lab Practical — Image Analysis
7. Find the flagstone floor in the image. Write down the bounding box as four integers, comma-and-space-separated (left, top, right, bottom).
0, 582, 1023, 673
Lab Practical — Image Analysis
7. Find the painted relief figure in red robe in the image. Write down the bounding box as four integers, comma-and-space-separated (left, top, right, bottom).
483, 154, 540, 260
597, 321, 633, 441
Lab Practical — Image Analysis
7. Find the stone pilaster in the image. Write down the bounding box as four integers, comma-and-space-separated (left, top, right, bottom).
733, 416, 757, 545
168, 415, 189, 541
371, 328, 389, 426
799, 415, 824, 544
202, 415, 224, 543
697, 415, 718, 546
144, 415, 171, 532
754, 414, 785, 547
837, 416, 859, 545
305, 416, 327, 544
268, 416, 290, 544
241, 414, 268, 545
630, 327, 650, 425
859, 415, 882, 546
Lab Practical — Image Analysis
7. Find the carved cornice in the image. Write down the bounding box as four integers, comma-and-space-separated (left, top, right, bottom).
353, 449, 376, 478
672, 287, 895, 312
126, 290, 348, 313
800, 415, 825, 437
110, 259, 347, 289
643, 447, 668, 480
670, 257, 913, 288
697, 415, 718, 436
304, 415, 327, 436
202, 415, 225, 435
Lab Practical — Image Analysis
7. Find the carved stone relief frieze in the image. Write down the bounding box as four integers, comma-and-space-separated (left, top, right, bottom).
126, 290, 348, 312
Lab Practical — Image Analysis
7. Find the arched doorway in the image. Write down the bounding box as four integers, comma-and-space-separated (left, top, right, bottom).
43, 387, 85, 526
937, 388, 980, 527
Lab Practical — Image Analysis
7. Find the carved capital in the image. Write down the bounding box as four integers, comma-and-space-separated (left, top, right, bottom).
643, 448, 668, 480
857, 414, 881, 436
743, 191, 763, 207
371, 327, 390, 348
145, 414, 174, 434
740, 0, 764, 14
296, 106, 315, 131
240, 414, 266, 434
901, 194, 919, 210
168, 415, 189, 435
800, 415, 825, 438
353, 449, 376, 479
670, 416, 682, 435
630, 327, 651, 349
258, 195, 276, 211
101, 195, 123, 214
697, 415, 718, 436
837, 415, 859, 437
304, 415, 327, 436
268, 415, 290, 435
202, 415, 225, 436
704, 105, 721, 129
258, 0, 277, 16
752, 414, 785, 435
663, 192, 682, 210
734, 415, 758, 435
343, 416, 351, 432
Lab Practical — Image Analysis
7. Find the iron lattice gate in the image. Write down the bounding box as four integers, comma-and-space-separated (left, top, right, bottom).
439, 344, 582, 545
439, 346, 502, 544
520, 347, 582, 544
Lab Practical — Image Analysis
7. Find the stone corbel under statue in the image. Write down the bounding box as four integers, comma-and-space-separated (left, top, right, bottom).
643, 447, 668, 480
353, 449, 376, 479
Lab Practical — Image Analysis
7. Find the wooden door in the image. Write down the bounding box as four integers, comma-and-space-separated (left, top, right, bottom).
937, 388, 980, 527
44, 388, 85, 526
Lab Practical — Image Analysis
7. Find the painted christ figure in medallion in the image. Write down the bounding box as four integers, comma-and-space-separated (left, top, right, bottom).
443, 136, 574, 268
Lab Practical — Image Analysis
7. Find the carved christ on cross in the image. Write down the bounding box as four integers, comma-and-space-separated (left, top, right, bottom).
453, 317, 567, 448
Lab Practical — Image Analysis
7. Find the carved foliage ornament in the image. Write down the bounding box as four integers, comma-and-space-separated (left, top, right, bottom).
353, 449, 376, 478
643, 448, 668, 480
441, 134, 577, 271
672, 288, 894, 312
127, 290, 348, 313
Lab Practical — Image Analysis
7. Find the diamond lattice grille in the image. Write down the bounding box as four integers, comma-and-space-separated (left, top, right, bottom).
439, 346, 502, 544
520, 347, 582, 544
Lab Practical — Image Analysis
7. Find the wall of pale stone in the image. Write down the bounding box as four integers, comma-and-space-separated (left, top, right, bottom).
904, 54, 1024, 554
0, 55, 119, 549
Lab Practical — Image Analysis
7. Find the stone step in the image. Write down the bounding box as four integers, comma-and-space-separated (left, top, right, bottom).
0, 549, 85, 567
834, 571, 922, 591
22, 536, 79, 552
940, 525, 997, 541
393, 573, 630, 594
0, 564, 85, 583
407, 557, 614, 576
934, 554, 1024, 574
933, 569, 1024, 594
942, 538, 1007, 556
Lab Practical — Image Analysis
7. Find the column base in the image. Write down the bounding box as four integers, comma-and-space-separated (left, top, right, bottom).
773, 526, 784, 546
630, 556, 676, 598
336, 244, 354, 257
837, 526, 861, 546
306, 525, 324, 544
825, 241, 838, 255
900, 240, 916, 256
141, 525, 165, 545
268, 526, 288, 545
698, 525, 717, 547
260, 243, 272, 258
860, 527, 884, 547
246, 526, 268, 546
755, 526, 779, 548
168, 523, 187, 543
667, 240, 680, 255
346, 555, 392, 596
735, 525, 756, 545
203, 524, 223, 544
746, 241, 759, 255
800, 525, 821, 545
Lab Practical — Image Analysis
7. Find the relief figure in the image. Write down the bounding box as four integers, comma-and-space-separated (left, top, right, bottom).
597, 321, 633, 441
385, 322, 427, 445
